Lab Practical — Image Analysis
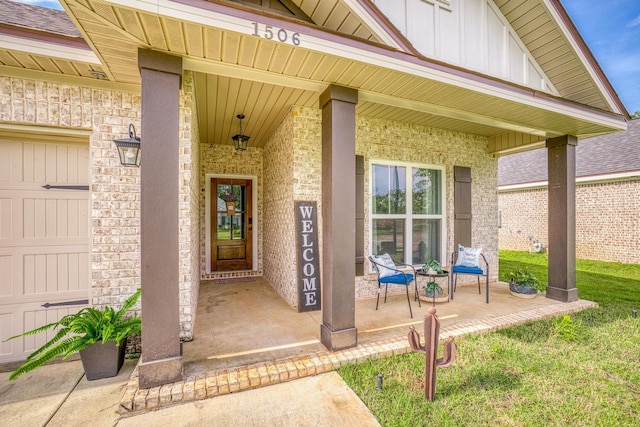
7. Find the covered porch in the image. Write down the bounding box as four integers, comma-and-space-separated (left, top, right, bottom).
52, 0, 627, 390
118, 277, 596, 412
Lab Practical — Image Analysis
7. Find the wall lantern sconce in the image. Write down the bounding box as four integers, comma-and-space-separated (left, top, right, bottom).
113, 123, 141, 167
231, 114, 250, 151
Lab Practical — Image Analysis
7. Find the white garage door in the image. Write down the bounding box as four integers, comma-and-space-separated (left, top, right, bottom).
0, 136, 90, 364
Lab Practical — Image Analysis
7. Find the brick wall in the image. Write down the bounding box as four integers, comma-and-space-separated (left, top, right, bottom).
260, 106, 499, 305
179, 71, 200, 339
263, 107, 297, 306
0, 76, 143, 310
499, 179, 640, 264
198, 142, 264, 280
355, 116, 498, 297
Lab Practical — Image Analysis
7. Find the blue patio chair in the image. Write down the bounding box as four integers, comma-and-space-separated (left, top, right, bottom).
369, 254, 420, 318
450, 249, 490, 304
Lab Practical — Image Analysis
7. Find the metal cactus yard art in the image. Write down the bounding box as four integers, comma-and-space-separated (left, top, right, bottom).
408, 307, 456, 401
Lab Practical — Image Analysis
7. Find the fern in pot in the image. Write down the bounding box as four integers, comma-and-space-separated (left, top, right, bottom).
4, 288, 141, 380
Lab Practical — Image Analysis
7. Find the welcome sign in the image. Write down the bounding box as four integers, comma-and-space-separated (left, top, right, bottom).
295, 201, 321, 312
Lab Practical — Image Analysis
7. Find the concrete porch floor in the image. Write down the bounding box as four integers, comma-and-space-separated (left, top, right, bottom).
118, 277, 597, 413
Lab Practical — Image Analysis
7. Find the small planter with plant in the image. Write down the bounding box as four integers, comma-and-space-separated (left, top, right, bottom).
419, 280, 448, 303
422, 259, 443, 275
423, 281, 444, 298
4, 288, 141, 381
509, 268, 547, 298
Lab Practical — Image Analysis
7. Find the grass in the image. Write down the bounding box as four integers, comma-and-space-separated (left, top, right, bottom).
339, 251, 640, 426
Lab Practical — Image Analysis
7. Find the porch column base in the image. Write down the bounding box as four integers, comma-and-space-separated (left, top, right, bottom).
138, 356, 183, 389
545, 286, 579, 303
320, 324, 357, 351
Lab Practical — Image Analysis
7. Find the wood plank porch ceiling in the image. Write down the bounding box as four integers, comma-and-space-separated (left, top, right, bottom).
60, 0, 626, 151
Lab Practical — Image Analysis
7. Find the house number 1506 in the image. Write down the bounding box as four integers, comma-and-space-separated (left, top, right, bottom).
252, 22, 300, 45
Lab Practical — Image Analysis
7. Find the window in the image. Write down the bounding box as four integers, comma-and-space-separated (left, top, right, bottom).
371, 162, 445, 266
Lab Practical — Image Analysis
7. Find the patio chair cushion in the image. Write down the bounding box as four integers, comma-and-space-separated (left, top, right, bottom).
452, 265, 484, 275
373, 253, 397, 278
455, 244, 482, 268
379, 272, 414, 285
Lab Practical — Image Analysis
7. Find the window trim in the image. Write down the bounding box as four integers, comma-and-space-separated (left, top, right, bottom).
369, 159, 447, 268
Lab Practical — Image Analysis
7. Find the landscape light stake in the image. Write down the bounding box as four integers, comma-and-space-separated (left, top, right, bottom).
407, 307, 456, 401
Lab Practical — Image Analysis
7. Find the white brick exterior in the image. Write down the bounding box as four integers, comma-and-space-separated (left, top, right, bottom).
260, 106, 499, 306
2, 74, 500, 335
1, 74, 201, 339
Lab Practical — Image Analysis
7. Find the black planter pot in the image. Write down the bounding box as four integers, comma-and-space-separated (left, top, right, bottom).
79, 340, 126, 380
509, 281, 538, 296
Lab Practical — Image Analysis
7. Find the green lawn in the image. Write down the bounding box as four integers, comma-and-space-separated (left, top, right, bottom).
339, 251, 640, 426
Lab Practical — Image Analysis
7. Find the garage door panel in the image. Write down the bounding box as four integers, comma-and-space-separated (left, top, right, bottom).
0, 197, 14, 240
0, 137, 90, 364
0, 311, 13, 357
0, 255, 12, 297
22, 196, 89, 239
0, 141, 22, 183
23, 252, 90, 296
1, 303, 85, 362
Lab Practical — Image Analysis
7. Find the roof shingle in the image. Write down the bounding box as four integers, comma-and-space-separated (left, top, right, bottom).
498, 119, 640, 186
0, 0, 81, 39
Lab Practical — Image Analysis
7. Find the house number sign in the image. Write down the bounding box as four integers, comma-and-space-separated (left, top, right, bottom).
251, 22, 301, 45
295, 201, 320, 312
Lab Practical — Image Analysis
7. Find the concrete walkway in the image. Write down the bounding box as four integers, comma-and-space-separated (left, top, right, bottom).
0, 360, 379, 426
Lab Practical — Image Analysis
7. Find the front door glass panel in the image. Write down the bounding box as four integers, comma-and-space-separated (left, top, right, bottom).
216, 184, 246, 240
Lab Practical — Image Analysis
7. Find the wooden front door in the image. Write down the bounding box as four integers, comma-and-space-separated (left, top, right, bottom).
211, 178, 252, 271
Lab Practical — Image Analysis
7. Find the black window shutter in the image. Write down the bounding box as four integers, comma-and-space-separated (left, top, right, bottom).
454, 166, 472, 248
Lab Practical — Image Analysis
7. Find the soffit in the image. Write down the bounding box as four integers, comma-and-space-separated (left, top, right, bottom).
0, 35, 105, 80
59, 0, 626, 151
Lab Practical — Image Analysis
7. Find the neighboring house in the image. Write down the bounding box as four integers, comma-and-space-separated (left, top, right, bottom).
498, 119, 640, 264
0, 0, 629, 387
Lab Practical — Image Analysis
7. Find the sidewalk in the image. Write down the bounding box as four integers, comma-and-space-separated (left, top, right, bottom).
0, 359, 380, 427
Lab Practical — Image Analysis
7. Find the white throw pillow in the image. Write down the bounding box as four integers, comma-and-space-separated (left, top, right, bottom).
455, 244, 482, 268
374, 253, 397, 278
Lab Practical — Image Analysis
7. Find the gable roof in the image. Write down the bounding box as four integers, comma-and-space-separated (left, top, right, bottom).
498, 119, 640, 186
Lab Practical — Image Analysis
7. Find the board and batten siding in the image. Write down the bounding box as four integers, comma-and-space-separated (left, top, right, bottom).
372, 0, 555, 94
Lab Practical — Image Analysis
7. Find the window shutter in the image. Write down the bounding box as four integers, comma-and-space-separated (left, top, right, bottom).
355, 155, 365, 276
454, 166, 472, 248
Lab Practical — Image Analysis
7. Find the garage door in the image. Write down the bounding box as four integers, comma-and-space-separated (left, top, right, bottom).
0, 136, 90, 364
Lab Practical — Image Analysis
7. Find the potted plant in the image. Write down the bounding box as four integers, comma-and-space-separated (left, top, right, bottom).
423, 281, 444, 298
419, 280, 448, 303
422, 259, 443, 275
4, 288, 141, 381
509, 268, 547, 298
